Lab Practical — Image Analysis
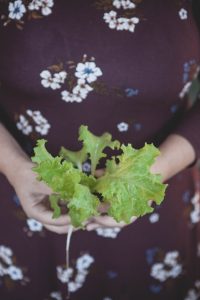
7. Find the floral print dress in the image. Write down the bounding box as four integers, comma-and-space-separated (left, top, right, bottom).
0, 0, 200, 299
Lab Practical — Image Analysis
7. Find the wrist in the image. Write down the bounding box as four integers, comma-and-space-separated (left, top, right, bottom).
150, 152, 169, 183
150, 134, 196, 182
3, 152, 32, 186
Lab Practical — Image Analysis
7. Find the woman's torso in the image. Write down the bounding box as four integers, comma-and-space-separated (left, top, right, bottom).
0, 0, 200, 155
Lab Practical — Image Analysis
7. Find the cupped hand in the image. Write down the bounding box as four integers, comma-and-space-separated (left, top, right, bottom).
11, 160, 72, 234
86, 202, 137, 231
86, 169, 153, 231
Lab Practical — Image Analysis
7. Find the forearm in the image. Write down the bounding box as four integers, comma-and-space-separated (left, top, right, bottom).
150, 134, 196, 182
0, 123, 30, 181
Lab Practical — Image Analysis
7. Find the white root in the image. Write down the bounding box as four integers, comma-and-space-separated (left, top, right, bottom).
66, 225, 74, 299
66, 225, 74, 269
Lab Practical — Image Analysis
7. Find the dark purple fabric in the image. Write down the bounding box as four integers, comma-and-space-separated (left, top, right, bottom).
0, 1, 200, 299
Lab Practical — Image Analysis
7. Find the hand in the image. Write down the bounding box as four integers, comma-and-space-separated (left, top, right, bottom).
86, 168, 152, 231
86, 169, 136, 231
10, 160, 71, 234
86, 203, 137, 231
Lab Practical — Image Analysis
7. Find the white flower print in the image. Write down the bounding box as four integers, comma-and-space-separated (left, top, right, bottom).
40, 0, 54, 16
0, 246, 13, 266
53, 71, 67, 84
26, 109, 51, 135
68, 281, 82, 292
74, 272, 86, 285
185, 290, 200, 300
96, 227, 121, 239
102, 0, 140, 33
150, 250, 182, 282
27, 218, 43, 232
168, 264, 183, 278
115, 16, 139, 32
28, 0, 42, 10
113, 0, 136, 10
117, 122, 129, 132
40, 70, 59, 89
16, 115, 33, 135
50, 291, 62, 300
41, 55, 103, 104
113, 0, 122, 9
75, 62, 103, 83
190, 192, 200, 224
103, 11, 117, 29
61, 90, 83, 103
40, 70, 67, 90
149, 213, 159, 224
184, 280, 200, 300
164, 251, 179, 267
125, 17, 139, 32
191, 210, 200, 224
57, 253, 94, 293
57, 267, 73, 283
76, 254, 94, 272
17, 110, 50, 136
116, 17, 127, 30
179, 8, 188, 20
35, 122, 51, 135
29, 0, 54, 15
150, 263, 168, 282
8, 0, 26, 20
7, 265, 23, 280
0, 245, 25, 282
72, 79, 93, 99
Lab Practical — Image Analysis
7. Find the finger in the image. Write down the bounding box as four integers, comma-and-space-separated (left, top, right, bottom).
94, 169, 105, 178
98, 203, 110, 214
87, 215, 137, 230
90, 216, 125, 228
86, 224, 101, 231
148, 200, 153, 206
31, 202, 71, 226
43, 224, 71, 234
32, 178, 53, 195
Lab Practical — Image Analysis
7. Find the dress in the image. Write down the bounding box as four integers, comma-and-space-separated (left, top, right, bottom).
0, 0, 200, 299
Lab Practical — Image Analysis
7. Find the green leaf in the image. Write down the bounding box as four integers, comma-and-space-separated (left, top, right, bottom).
68, 184, 99, 227
95, 143, 167, 223
32, 140, 82, 199
80, 172, 97, 191
32, 139, 53, 164
59, 146, 88, 170
49, 194, 61, 218
33, 158, 81, 199
78, 125, 120, 175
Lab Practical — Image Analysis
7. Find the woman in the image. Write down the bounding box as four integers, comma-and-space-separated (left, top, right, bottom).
0, 0, 200, 299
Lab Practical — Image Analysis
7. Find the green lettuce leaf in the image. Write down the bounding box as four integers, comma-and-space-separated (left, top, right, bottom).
59, 146, 88, 170
49, 194, 61, 218
32, 130, 168, 228
80, 172, 97, 191
32, 157, 81, 199
95, 143, 167, 223
78, 125, 120, 175
32, 139, 98, 226
68, 184, 99, 227
32, 139, 83, 199
32, 139, 53, 164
